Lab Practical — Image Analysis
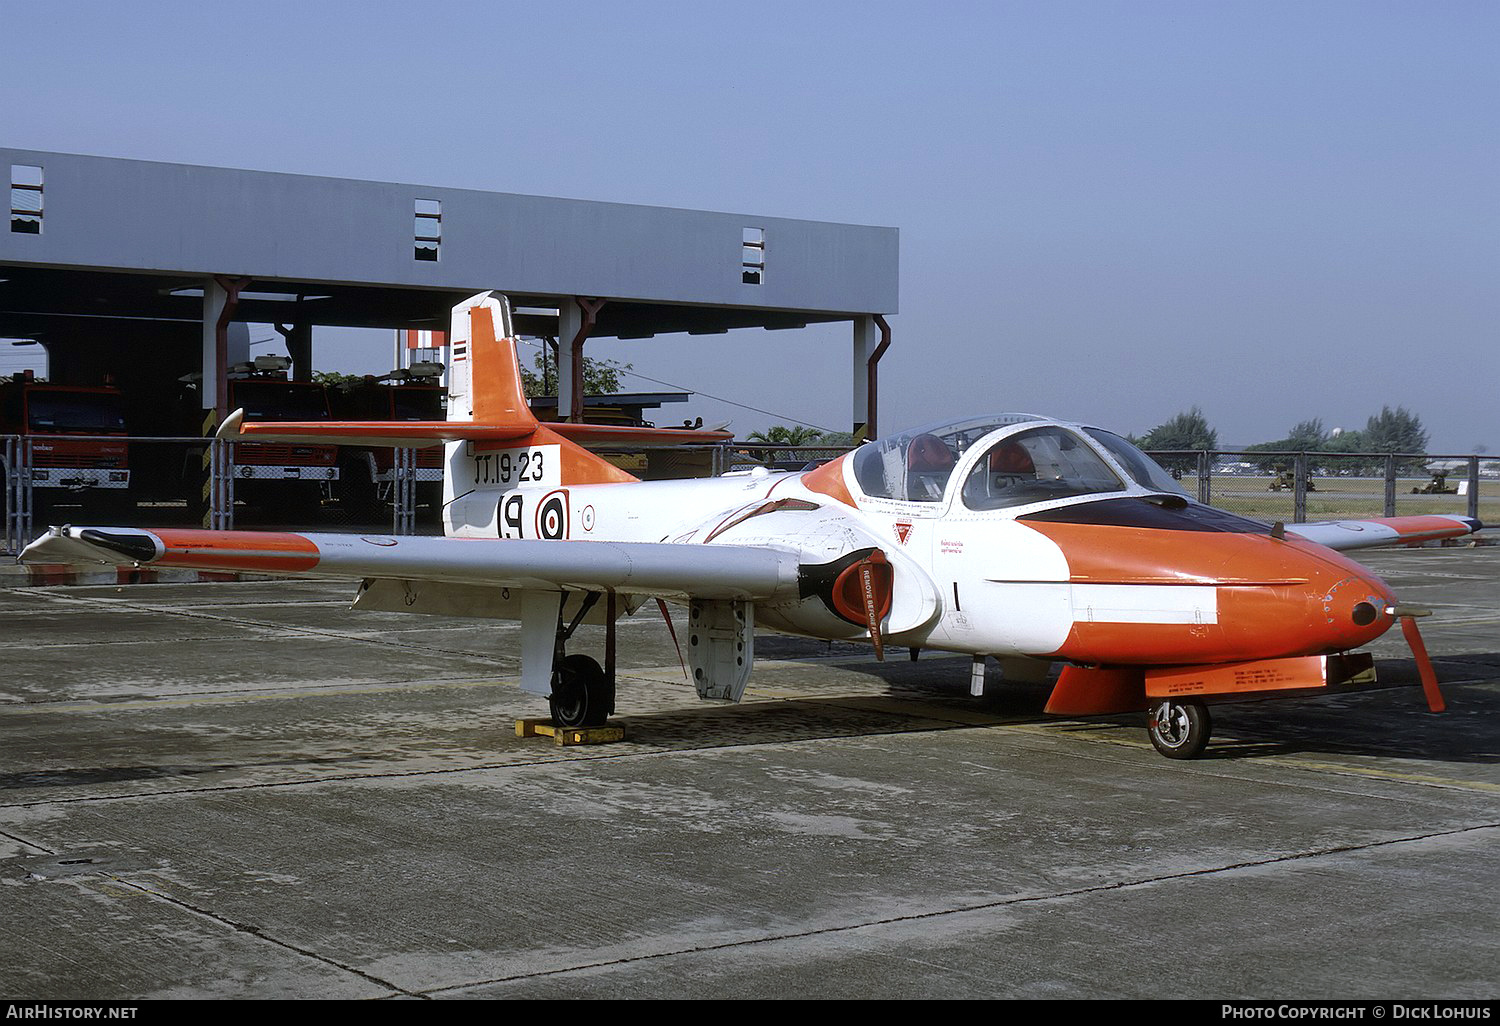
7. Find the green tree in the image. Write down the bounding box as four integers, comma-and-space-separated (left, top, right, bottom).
1244, 418, 1330, 471
1360, 405, 1428, 456
312, 370, 368, 390
1283, 418, 1329, 452
1328, 427, 1364, 453
812, 429, 856, 447
1345, 406, 1427, 474
1139, 407, 1218, 451
520, 352, 632, 398
747, 425, 824, 446
744, 424, 829, 465
1138, 408, 1217, 475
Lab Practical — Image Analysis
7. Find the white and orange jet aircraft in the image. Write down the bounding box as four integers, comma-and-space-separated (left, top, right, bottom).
22, 294, 1483, 758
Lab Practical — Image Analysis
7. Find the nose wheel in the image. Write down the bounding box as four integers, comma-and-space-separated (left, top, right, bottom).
1147, 698, 1211, 759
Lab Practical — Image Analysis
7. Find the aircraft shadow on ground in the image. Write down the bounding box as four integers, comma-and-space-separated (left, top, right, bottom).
1187, 655, 1500, 766
734, 648, 1500, 767
7, 653, 1493, 793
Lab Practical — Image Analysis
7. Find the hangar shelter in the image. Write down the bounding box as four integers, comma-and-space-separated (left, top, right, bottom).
1, 149, 898, 549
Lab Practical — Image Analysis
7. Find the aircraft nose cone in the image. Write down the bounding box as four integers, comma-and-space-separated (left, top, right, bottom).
1307, 561, 1398, 652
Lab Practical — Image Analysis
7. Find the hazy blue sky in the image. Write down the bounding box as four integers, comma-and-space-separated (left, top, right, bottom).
3, 1, 1496, 450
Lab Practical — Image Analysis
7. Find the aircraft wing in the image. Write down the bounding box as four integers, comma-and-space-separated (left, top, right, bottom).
1288, 514, 1482, 551
19, 526, 801, 602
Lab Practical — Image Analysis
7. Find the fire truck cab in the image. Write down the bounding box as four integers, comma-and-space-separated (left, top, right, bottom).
1, 372, 131, 516
224, 356, 339, 514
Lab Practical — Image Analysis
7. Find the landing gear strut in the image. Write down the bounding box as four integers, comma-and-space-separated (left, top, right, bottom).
547, 592, 616, 729
1147, 698, 1211, 759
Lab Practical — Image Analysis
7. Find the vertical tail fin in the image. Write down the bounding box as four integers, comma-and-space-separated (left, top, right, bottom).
448, 293, 636, 486
447, 293, 537, 429
218, 292, 643, 492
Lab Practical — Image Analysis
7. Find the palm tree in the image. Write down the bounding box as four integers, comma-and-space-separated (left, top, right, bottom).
745, 424, 825, 465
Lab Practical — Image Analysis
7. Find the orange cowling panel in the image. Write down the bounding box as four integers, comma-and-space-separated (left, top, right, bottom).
1022, 521, 1322, 585
1044, 666, 1147, 716
149, 529, 321, 573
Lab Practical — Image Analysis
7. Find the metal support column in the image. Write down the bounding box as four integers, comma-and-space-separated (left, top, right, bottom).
1384, 455, 1398, 517
1197, 451, 1211, 505
206, 437, 235, 531
392, 447, 416, 536
1468, 456, 1481, 522
852, 315, 891, 442
3, 435, 33, 554
1293, 452, 1308, 524
276, 321, 314, 382
203, 277, 251, 423
202, 277, 248, 529
561, 297, 606, 423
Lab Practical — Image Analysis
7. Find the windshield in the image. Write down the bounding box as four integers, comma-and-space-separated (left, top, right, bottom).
1085, 428, 1189, 496
233, 381, 330, 421
27, 392, 126, 433
851, 414, 1042, 501
961, 426, 1125, 510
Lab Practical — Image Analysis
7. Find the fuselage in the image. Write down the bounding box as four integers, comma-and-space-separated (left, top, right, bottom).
442, 413, 1400, 666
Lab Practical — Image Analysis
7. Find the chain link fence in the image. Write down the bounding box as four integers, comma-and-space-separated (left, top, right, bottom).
6, 435, 1492, 556
3, 433, 446, 554
1146, 449, 1494, 526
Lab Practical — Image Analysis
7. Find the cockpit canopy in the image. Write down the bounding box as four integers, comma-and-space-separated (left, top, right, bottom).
849, 415, 1188, 508
852, 415, 1040, 502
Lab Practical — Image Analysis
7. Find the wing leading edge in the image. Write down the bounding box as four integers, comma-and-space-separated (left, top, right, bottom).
1288, 514, 1482, 551
20, 526, 801, 602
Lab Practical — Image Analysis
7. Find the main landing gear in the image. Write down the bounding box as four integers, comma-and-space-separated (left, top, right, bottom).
547, 592, 617, 729
1147, 698, 1212, 759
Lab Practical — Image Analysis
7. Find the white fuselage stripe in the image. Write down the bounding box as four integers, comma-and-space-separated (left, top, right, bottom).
1069, 583, 1219, 625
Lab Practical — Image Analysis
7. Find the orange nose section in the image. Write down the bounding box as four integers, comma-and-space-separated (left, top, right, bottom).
1030, 523, 1403, 665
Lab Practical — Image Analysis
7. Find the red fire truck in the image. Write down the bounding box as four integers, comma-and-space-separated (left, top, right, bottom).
1, 372, 131, 517
222, 357, 339, 515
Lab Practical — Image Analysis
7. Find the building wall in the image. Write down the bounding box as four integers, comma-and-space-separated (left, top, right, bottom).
2, 149, 898, 315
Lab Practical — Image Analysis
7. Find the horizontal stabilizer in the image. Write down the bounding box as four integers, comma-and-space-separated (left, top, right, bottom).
215, 409, 533, 448
548, 421, 733, 448
216, 409, 732, 449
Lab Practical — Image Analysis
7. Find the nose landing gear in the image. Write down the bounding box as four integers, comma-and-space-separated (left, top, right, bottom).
1147, 698, 1211, 759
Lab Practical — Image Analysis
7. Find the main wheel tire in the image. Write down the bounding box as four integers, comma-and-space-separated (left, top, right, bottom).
549, 654, 611, 728
1147, 698, 1211, 759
